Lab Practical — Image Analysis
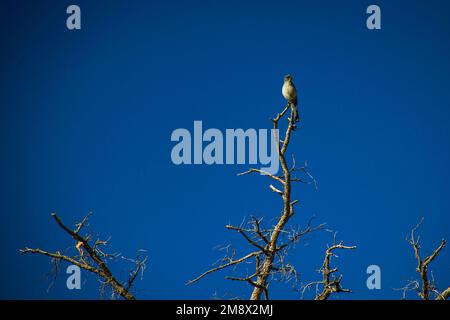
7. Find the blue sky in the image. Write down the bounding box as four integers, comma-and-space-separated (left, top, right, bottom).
1, 0, 450, 299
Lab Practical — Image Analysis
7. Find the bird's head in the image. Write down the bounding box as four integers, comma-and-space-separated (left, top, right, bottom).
284, 74, 293, 82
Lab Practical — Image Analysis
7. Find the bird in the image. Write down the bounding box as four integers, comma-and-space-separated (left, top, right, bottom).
282, 74, 300, 123
76, 241, 84, 256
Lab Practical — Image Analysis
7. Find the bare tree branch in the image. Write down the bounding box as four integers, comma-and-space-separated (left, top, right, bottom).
315, 237, 356, 300
186, 251, 262, 285
20, 213, 147, 300
300, 234, 355, 300
405, 219, 448, 300
237, 168, 285, 185
436, 286, 450, 301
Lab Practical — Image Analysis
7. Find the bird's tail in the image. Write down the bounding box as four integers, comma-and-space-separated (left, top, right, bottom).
292, 104, 300, 123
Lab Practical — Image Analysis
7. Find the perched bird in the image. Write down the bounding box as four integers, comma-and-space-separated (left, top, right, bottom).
76, 241, 84, 256
282, 74, 300, 123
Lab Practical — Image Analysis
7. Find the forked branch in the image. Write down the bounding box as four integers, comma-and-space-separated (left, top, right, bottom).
405, 219, 448, 300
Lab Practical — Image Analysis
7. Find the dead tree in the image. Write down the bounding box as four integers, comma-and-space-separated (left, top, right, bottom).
187, 103, 354, 300
300, 233, 355, 300
20, 212, 147, 300
399, 218, 449, 300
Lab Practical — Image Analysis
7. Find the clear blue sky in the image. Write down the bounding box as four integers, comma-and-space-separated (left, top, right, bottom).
1, 0, 449, 299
